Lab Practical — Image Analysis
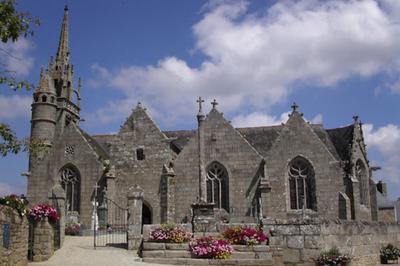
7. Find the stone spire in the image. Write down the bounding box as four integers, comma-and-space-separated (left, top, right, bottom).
56, 6, 69, 64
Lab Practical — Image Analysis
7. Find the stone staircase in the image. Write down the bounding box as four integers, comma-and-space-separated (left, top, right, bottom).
141, 242, 284, 266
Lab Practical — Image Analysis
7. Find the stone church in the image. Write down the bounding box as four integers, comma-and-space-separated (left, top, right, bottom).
27, 7, 380, 230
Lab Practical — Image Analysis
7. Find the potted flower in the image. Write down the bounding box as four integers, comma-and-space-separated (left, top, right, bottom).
221, 226, 267, 246
65, 221, 81, 235
189, 236, 233, 259
316, 247, 352, 266
149, 224, 192, 243
28, 203, 59, 223
380, 244, 400, 264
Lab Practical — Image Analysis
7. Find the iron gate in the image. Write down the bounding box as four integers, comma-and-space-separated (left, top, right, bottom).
94, 196, 128, 249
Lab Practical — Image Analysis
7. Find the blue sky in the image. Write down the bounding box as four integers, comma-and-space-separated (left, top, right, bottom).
0, 0, 399, 200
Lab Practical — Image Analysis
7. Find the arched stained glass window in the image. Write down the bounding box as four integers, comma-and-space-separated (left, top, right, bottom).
206, 162, 229, 212
355, 160, 368, 205
289, 157, 317, 211
61, 167, 80, 213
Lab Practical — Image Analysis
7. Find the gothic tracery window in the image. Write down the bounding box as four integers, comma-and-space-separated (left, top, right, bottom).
61, 167, 80, 213
289, 157, 317, 211
206, 162, 229, 212
355, 160, 368, 205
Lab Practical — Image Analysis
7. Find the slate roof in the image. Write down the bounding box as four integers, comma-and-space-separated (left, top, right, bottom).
163, 130, 196, 152
78, 128, 110, 161
326, 125, 354, 161
311, 124, 341, 160
236, 126, 282, 157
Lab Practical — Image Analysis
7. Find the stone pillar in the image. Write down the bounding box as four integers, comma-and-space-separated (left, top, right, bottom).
191, 97, 216, 233
259, 180, 271, 219
105, 165, 116, 225
48, 185, 65, 247
338, 192, 351, 220
160, 163, 175, 223
33, 217, 54, 262
127, 185, 144, 250
196, 97, 207, 202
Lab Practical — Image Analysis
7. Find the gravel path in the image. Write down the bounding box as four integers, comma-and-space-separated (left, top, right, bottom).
28, 236, 171, 266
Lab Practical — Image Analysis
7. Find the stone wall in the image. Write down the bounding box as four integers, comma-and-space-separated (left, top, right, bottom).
264, 218, 400, 266
0, 205, 29, 266
379, 208, 396, 223
32, 217, 54, 262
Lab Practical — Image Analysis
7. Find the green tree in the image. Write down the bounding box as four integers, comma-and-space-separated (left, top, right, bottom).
0, 0, 42, 156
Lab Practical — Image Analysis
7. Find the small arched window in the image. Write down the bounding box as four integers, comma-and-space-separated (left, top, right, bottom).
355, 160, 368, 205
42, 95, 47, 102
136, 148, 145, 161
206, 162, 229, 212
60, 167, 80, 213
34, 95, 38, 102
289, 157, 317, 211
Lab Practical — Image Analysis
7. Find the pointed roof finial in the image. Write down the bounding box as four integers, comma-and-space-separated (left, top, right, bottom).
56, 5, 70, 62
291, 102, 299, 112
211, 99, 218, 109
137, 101, 142, 108
40, 65, 44, 78
353, 115, 359, 123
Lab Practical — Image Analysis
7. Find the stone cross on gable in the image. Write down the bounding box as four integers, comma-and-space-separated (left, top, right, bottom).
211, 99, 218, 109
291, 102, 299, 112
353, 115, 359, 123
197, 97, 205, 114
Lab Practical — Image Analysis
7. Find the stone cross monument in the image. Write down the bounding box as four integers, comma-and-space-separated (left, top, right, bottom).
191, 97, 216, 233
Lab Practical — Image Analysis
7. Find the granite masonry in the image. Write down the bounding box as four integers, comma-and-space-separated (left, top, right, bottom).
0, 206, 28, 266
25, 6, 400, 265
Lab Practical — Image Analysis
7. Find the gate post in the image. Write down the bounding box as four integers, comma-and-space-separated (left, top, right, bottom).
127, 185, 144, 250
160, 162, 175, 223
48, 185, 66, 248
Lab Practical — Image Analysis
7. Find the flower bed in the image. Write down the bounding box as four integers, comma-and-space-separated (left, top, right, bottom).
28, 203, 59, 223
221, 225, 267, 246
316, 248, 352, 266
0, 194, 29, 217
381, 244, 400, 264
189, 236, 233, 259
150, 224, 192, 243
65, 221, 81, 235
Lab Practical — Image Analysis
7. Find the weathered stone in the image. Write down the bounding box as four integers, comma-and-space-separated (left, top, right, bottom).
143, 242, 166, 250
287, 235, 304, 249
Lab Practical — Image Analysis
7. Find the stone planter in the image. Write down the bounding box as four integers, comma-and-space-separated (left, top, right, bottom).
32, 217, 54, 262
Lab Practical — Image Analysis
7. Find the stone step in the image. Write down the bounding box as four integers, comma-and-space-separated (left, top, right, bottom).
143, 257, 275, 266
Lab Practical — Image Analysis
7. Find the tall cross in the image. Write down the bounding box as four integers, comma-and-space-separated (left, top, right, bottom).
211, 99, 218, 109
197, 97, 205, 113
291, 102, 299, 112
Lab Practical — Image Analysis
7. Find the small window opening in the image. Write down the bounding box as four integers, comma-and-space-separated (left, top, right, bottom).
34, 95, 38, 102
42, 95, 47, 102
65, 115, 72, 126
136, 148, 145, 161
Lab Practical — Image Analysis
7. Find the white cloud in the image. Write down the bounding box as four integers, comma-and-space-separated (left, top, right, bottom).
88, 0, 400, 125
0, 38, 34, 77
0, 95, 31, 119
231, 111, 322, 127
364, 123, 400, 184
232, 111, 289, 127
